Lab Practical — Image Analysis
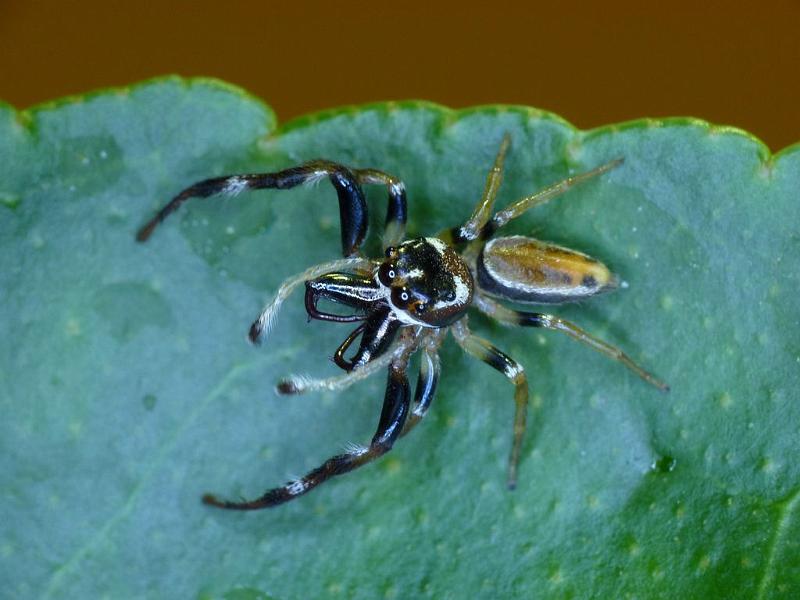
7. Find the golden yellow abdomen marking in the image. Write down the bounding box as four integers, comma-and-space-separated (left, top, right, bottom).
477, 235, 617, 303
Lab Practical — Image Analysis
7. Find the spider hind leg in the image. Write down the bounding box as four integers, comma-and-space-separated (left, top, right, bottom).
474, 294, 669, 392
451, 320, 528, 490
445, 135, 623, 245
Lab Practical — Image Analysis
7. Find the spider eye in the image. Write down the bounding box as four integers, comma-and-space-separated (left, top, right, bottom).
413, 302, 428, 314
384, 246, 396, 258
378, 262, 397, 285
391, 287, 412, 307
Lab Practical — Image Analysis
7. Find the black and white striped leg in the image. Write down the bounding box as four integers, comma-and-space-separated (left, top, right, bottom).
333, 306, 401, 372
137, 161, 409, 257
451, 320, 528, 489
202, 360, 411, 510
400, 346, 441, 437
474, 295, 669, 391
136, 161, 368, 255
353, 168, 408, 248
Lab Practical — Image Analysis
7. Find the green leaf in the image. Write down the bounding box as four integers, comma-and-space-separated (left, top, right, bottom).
2, 77, 799, 599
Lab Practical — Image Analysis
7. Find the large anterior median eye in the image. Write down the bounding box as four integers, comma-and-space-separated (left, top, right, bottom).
391, 286, 411, 307
378, 263, 396, 286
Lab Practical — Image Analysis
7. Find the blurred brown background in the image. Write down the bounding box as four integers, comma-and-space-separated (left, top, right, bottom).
1, 2, 798, 151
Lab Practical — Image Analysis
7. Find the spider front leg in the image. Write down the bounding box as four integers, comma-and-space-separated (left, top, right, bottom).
451, 319, 528, 489
202, 358, 411, 510
474, 294, 669, 391
136, 160, 407, 258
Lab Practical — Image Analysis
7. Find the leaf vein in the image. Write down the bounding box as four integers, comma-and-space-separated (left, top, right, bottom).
42, 359, 265, 598
756, 486, 800, 600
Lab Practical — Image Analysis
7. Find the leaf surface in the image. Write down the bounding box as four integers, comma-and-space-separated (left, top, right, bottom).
2, 78, 799, 599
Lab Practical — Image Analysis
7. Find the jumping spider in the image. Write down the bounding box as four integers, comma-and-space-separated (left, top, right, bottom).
137, 135, 668, 510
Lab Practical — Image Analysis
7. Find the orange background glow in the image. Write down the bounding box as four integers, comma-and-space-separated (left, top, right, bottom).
1, 3, 798, 151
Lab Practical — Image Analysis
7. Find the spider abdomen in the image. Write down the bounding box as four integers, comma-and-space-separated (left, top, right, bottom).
477, 235, 618, 304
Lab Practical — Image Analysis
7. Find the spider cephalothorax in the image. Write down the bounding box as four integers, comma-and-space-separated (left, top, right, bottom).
138, 135, 668, 510
298, 237, 474, 373
379, 237, 473, 327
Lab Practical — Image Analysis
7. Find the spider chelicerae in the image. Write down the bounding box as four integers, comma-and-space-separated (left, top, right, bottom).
137, 135, 668, 510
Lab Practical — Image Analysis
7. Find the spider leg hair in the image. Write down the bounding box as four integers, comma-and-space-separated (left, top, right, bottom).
276, 341, 398, 395
483, 158, 624, 239
277, 327, 424, 395
447, 133, 511, 244
248, 258, 374, 344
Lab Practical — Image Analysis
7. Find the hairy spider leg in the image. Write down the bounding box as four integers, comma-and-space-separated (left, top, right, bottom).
445, 136, 623, 245
276, 344, 398, 395
202, 359, 411, 509
474, 294, 669, 392
451, 320, 528, 489
248, 258, 374, 343
276, 327, 424, 396
136, 160, 408, 258
485, 158, 624, 238
400, 345, 441, 437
